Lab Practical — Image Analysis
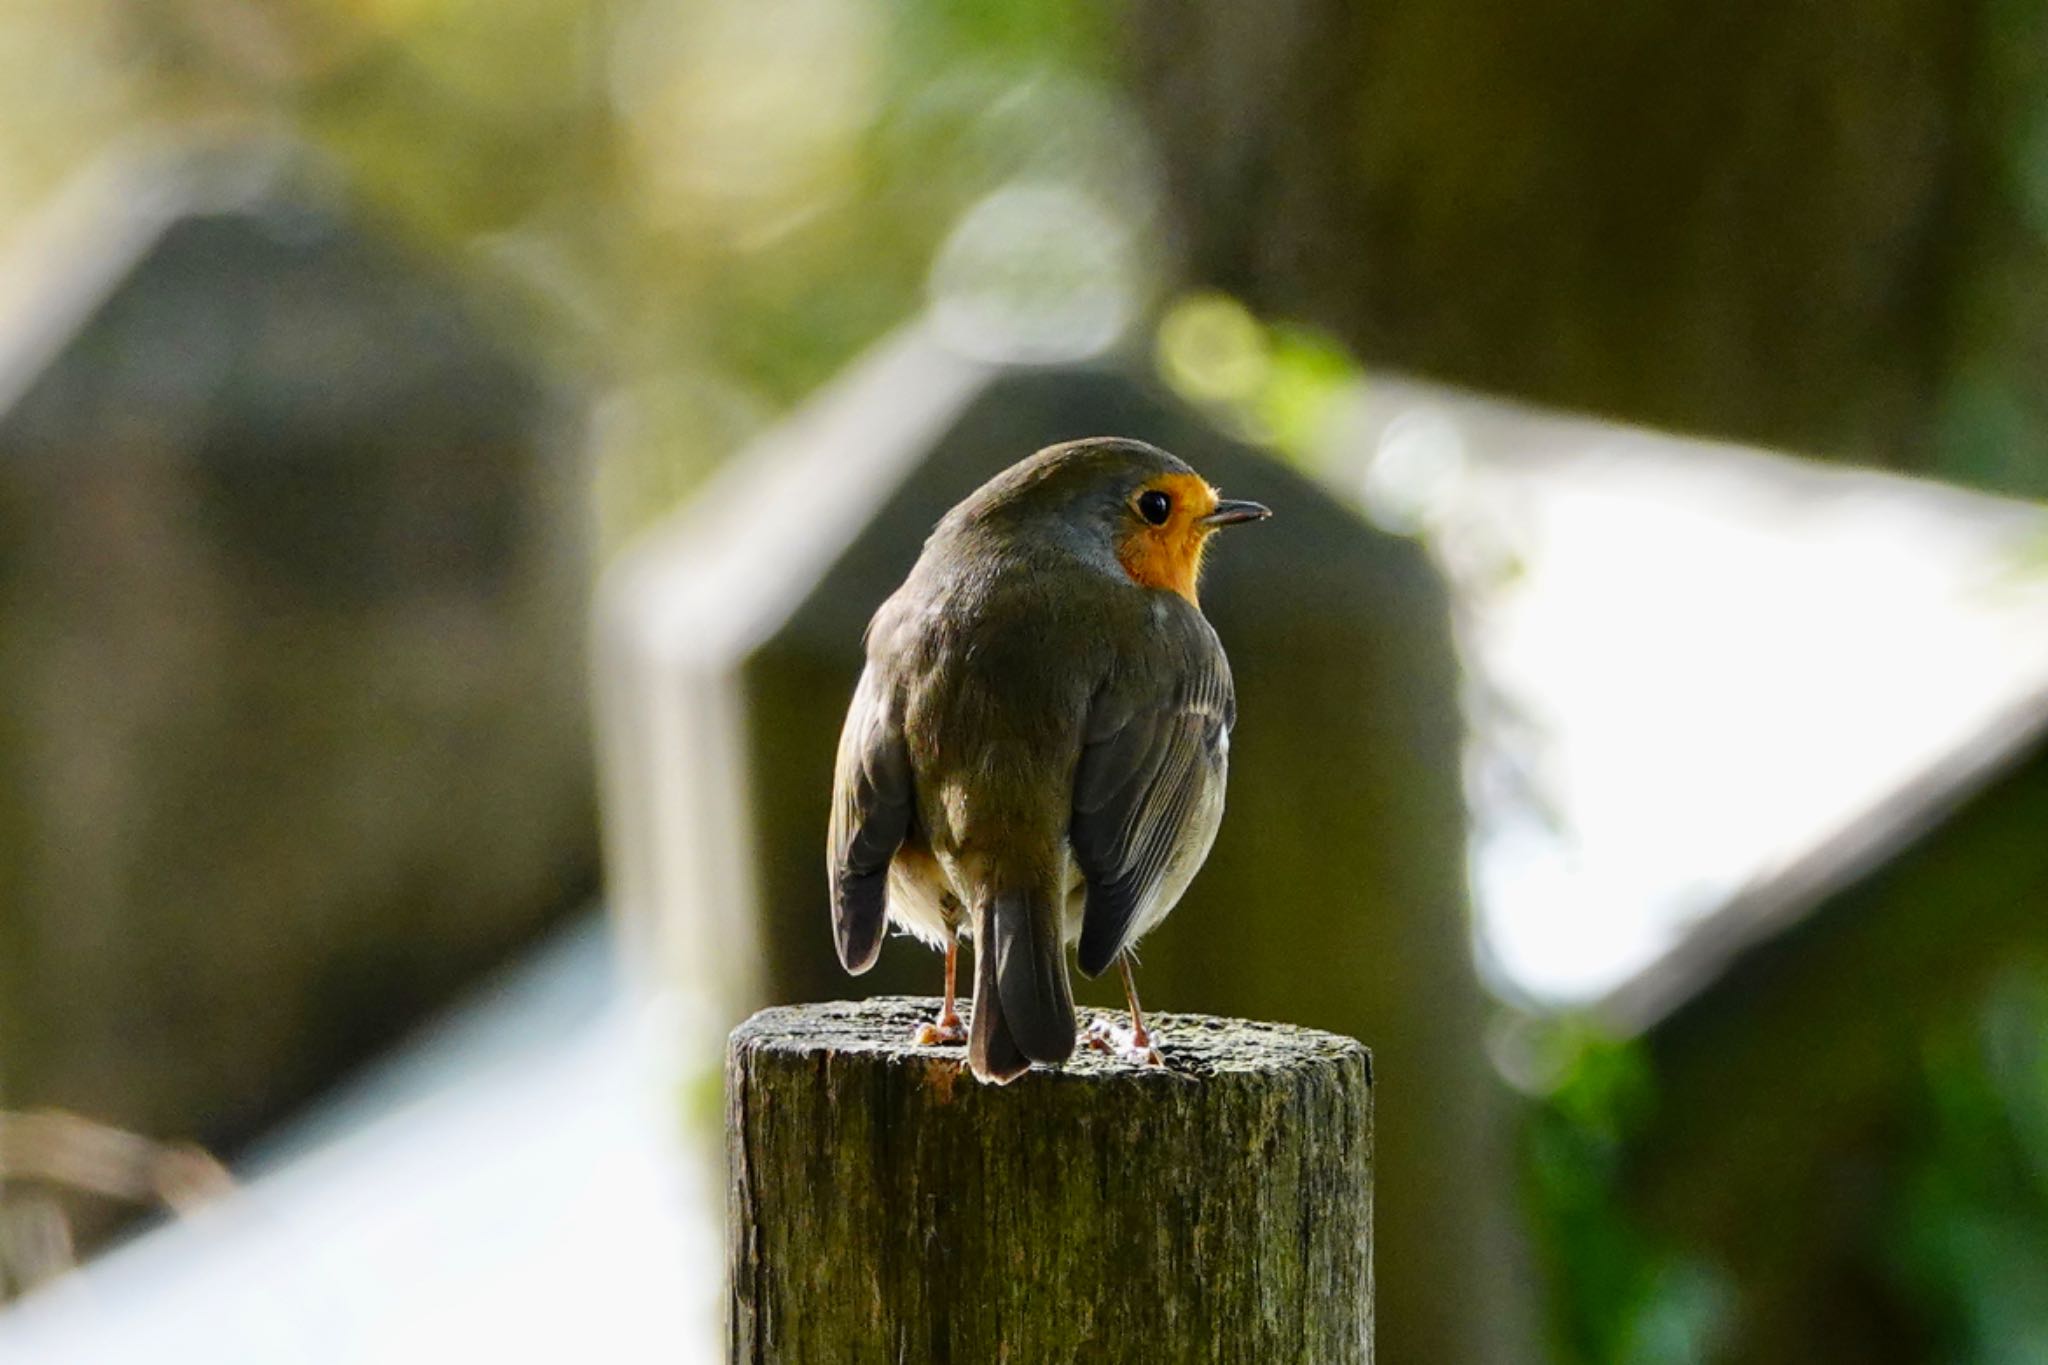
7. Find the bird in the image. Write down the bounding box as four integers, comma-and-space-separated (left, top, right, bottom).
827, 436, 1268, 1083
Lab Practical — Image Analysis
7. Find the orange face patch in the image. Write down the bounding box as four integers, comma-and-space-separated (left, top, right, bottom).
1116, 472, 1221, 604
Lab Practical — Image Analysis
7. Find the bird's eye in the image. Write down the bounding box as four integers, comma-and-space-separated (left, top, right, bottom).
1136, 489, 1172, 526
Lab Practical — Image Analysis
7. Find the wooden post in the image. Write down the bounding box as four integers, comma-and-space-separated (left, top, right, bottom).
726, 997, 1374, 1364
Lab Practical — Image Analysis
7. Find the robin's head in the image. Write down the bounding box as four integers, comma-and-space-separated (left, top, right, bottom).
952, 438, 1270, 605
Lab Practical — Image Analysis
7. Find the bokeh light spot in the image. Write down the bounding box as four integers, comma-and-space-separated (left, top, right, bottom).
1156, 292, 1269, 405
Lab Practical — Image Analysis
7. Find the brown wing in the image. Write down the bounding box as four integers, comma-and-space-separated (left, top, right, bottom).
827, 662, 913, 973
1071, 603, 1234, 977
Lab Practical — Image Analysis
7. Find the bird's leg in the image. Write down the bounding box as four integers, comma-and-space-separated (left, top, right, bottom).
1086, 957, 1165, 1066
1119, 957, 1161, 1060
939, 937, 966, 1038
912, 939, 968, 1046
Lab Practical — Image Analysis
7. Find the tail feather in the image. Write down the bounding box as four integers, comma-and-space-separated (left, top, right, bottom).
968, 945, 1031, 1085
966, 887, 1074, 1083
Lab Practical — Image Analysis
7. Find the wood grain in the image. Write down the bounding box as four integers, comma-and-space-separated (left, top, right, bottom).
727, 996, 1373, 1363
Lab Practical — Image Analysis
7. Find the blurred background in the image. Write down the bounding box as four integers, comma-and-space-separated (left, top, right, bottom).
2, 2, 2047, 1362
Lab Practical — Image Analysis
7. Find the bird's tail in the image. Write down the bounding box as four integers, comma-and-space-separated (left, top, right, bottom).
967, 884, 1075, 1084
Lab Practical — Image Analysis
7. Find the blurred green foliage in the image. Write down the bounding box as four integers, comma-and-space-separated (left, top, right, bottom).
1930, 0, 2048, 504
1891, 966, 2048, 1364
1530, 967, 2048, 1365
1522, 1019, 1733, 1365
0, 0, 1119, 549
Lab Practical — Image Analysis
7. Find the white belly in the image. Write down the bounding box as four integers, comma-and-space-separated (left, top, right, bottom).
884, 771, 1222, 956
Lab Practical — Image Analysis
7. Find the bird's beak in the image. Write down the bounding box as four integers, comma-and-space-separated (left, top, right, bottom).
1201, 499, 1272, 528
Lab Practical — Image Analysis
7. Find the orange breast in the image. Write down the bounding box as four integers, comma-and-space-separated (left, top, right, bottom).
1117, 473, 1219, 605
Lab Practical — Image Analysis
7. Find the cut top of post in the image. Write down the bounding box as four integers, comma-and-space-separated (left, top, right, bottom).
729, 995, 1372, 1085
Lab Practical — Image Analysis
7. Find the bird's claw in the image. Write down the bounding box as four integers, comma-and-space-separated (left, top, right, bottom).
912, 1013, 967, 1047
1087, 1015, 1164, 1067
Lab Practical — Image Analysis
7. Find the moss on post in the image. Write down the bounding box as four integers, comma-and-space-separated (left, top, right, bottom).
726, 997, 1373, 1364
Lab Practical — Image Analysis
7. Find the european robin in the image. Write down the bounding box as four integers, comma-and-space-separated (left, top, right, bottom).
827, 437, 1269, 1083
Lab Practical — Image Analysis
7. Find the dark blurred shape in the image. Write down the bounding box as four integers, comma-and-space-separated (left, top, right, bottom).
1595, 689, 2048, 1360
599, 323, 1530, 1364
1125, 2, 2048, 498
0, 141, 594, 1224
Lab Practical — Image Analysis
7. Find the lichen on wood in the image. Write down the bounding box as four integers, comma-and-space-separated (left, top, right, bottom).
727, 996, 1373, 1363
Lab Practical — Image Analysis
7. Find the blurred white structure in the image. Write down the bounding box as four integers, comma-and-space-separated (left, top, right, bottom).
1324, 378, 2048, 1008
0, 918, 721, 1365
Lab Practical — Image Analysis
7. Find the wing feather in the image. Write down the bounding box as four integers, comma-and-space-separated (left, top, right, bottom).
1072, 608, 1233, 977
827, 663, 912, 973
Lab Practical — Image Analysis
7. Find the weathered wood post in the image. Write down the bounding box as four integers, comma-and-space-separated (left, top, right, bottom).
726, 997, 1373, 1364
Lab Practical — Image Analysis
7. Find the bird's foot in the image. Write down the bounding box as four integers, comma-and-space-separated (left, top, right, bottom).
1087, 1014, 1164, 1067
912, 1009, 967, 1048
